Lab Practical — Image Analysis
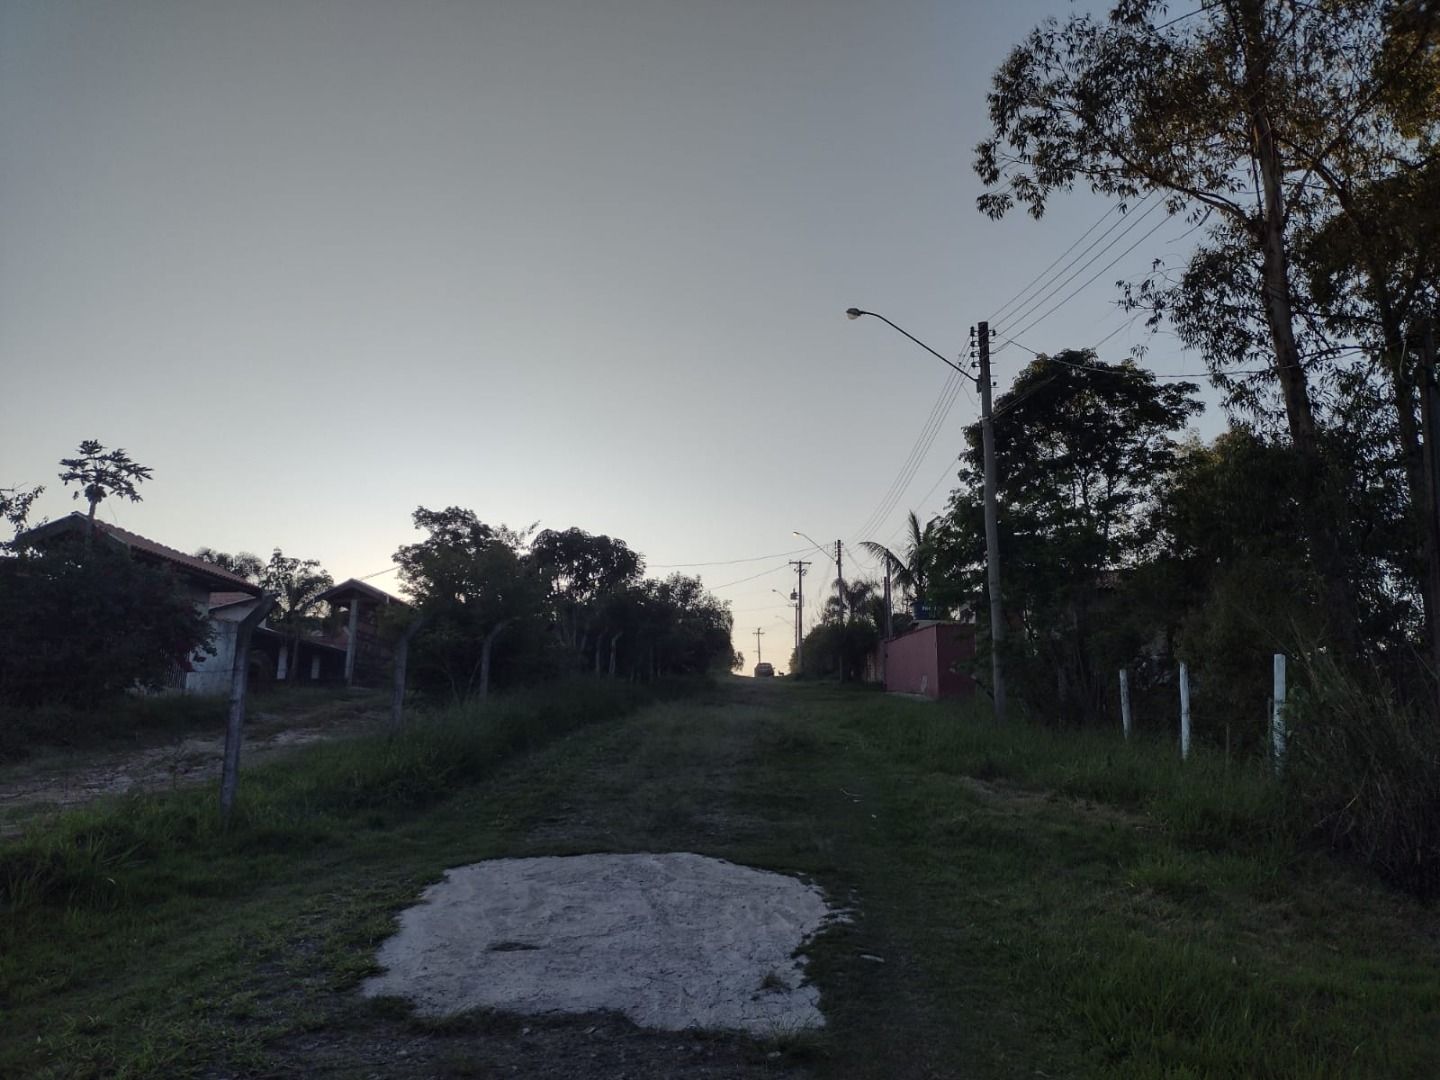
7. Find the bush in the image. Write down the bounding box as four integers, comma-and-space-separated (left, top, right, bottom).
1286, 654, 1440, 899
0, 545, 212, 708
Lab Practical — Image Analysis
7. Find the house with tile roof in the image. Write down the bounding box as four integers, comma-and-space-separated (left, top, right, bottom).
16, 513, 269, 694
14, 513, 374, 694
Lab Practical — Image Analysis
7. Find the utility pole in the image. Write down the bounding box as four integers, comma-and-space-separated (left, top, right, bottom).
978, 321, 1008, 721
789, 559, 810, 673
753, 627, 764, 665
845, 306, 1008, 718
835, 540, 846, 620
882, 564, 893, 641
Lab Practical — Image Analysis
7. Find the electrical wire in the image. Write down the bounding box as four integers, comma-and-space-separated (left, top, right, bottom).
996, 201, 1170, 348
649, 546, 810, 569
708, 562, 795, 591
994, 331, 1370, 381
850, 367, 968, 543
850, 371, 970, 545
986, 203, 1126, 325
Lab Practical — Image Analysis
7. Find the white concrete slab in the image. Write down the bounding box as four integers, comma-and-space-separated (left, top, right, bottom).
361, 852, 835, 1035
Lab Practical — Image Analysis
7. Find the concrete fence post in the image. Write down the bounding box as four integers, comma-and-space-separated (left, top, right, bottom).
1119, 668, 1133, 741
1272, 653, 1287, 775
1179, 661, 1191, 761
220, 593, 276, 827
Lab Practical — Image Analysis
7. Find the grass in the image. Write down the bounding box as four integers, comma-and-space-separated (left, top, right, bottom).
0, 693, 228, 763
1, 677, 1436, 1078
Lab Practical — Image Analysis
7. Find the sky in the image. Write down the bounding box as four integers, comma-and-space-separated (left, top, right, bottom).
0, 0, 1223, 671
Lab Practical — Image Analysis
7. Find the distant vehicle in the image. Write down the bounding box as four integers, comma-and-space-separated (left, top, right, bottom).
753, 662, 774, 678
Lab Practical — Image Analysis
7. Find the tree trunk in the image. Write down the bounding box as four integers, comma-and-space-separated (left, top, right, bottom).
1239, 0, 1361, 654
1388, 332, 1440, 680
609, 631, 622, 677
479, 618, 513, 699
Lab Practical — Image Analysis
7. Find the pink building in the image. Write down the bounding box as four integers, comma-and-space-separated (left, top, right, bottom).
882, 621, 976, 700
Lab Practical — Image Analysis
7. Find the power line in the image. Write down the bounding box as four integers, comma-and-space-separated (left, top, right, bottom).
993, 332, 1369, 381
996, 200, 1169, 347
709, 562, 794, 591
987, 202, 1127, 324
851, 370, 970, 544
851, 367, 968, 542
649, 546, 810, 569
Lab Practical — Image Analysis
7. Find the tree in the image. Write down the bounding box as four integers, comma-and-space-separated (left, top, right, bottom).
974, 0, 1440, 654
0, 543, 212, 707
0, 484, 43, 550
1153, 426, 1329, 748
861, 510, 941, 614
395, 507, 547, 700
608, 574, 735, 680
58, 440, 153, 535
194, 548, 265, 583
530, 527, 643, 661
933, 350, 1202, 723
259, 549, 334, 681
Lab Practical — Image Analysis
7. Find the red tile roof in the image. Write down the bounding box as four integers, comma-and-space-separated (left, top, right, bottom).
317, 577, 409, 607
19, 513, 263, 594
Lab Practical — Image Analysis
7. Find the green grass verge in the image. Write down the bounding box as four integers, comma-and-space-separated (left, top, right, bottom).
1, 678, 1435, 1078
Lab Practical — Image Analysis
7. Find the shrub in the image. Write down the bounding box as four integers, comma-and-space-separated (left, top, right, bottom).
0, 545, 212, 707
1285, 653, 1440, 899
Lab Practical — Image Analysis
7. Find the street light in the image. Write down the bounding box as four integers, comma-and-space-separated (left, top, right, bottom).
846, 307, 1007, 722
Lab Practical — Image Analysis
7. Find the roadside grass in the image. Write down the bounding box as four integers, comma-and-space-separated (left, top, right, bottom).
0, 683, 378, 771
786, 684, 1439, 1079
1, 677, 1436, 1078
0, 678, 682, 1078
0, 694, 229, 763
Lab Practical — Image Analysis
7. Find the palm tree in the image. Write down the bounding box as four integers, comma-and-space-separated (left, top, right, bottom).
860, 510, 939, 612
824, 578, 878, 625
260, 549, 334, 680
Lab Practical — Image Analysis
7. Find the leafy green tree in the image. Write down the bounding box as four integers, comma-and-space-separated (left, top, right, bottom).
58, 440, 152, 535
1153, 427, 1327, 748
0, 484, 43, 549
638, 573, 734, 677
194, 548, 265, 583
530, 527, 643, 661
259, 549, 334, 681
974, 0, 1440, 653
933, 351, 1201, 724
861, 511, 941, 614
395, 507, 548, 700
0, 543, 212, 707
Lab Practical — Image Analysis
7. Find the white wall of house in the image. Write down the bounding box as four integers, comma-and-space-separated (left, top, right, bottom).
185, 599, 261, 695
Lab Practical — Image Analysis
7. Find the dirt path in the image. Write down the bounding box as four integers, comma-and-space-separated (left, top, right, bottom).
0, 692, 385, 833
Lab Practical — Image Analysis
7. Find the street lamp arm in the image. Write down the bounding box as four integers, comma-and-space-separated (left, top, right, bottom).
845, 308, 975, 383
791, 530, 834, 563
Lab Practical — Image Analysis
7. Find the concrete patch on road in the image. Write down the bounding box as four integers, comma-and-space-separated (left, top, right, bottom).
361, 852, 836, 1035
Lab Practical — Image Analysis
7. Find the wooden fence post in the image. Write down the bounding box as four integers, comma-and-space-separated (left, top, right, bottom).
1119, 668, 1132, 740
220, 593, 276, 827
1179, 661, 1191, 761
